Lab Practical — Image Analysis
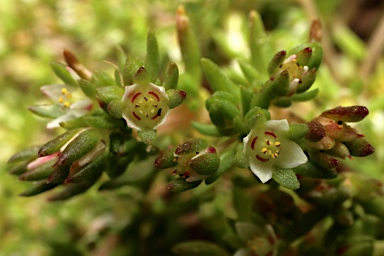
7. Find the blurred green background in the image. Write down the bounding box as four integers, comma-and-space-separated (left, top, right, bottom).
1, 0, 383, 255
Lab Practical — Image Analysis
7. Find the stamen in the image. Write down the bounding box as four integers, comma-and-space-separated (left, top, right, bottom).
58, 97, 64, 103
275, 141, 281, 147
266, 140, 271, 146
272, 153, 279, 158
64, 102, 70, 108
262, 148, 268, 154
61, 88, 68, 94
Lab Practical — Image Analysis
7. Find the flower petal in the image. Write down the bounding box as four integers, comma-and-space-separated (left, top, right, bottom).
264, 119, 289, 132
46, 112, 76, 129
249, 156, 274, 183
275, 138, 307, 168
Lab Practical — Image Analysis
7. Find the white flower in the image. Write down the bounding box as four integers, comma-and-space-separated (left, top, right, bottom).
121, 82, 169, 131
41, 84, 93, 129
243, 119, 307, 183
279, 54, 309, 95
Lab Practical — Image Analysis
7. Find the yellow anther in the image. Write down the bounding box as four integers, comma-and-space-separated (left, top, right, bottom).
272, 153, 279, 158
66, 93, 72, 99
58, 97, 64, 103
61, 88, 68, 94
275, 141, 281, 147
262, 148, 268, 154
266, 140, 271, 146
64, 101, 70, 108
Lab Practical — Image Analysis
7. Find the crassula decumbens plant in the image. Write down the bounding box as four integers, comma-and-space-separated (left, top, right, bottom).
8, 7, 379, 256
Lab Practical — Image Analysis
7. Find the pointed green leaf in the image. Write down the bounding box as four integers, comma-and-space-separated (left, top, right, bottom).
50, 61, 77, 86
201, 58, 240, 100
145, 28, 160, 82
28, 104, 65, 118
291, 88, 319, 101
272, 168, 300, 190
8, 145, 40, 163
84, 115, 123, 129
166, 177, 202, 192
191, 122, 221, 137
163, 62, 179, 90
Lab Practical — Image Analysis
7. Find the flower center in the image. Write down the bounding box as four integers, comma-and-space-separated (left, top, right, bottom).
58, 87, 72, 108
250, 131, 281, 163
131, 91, 163, 121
